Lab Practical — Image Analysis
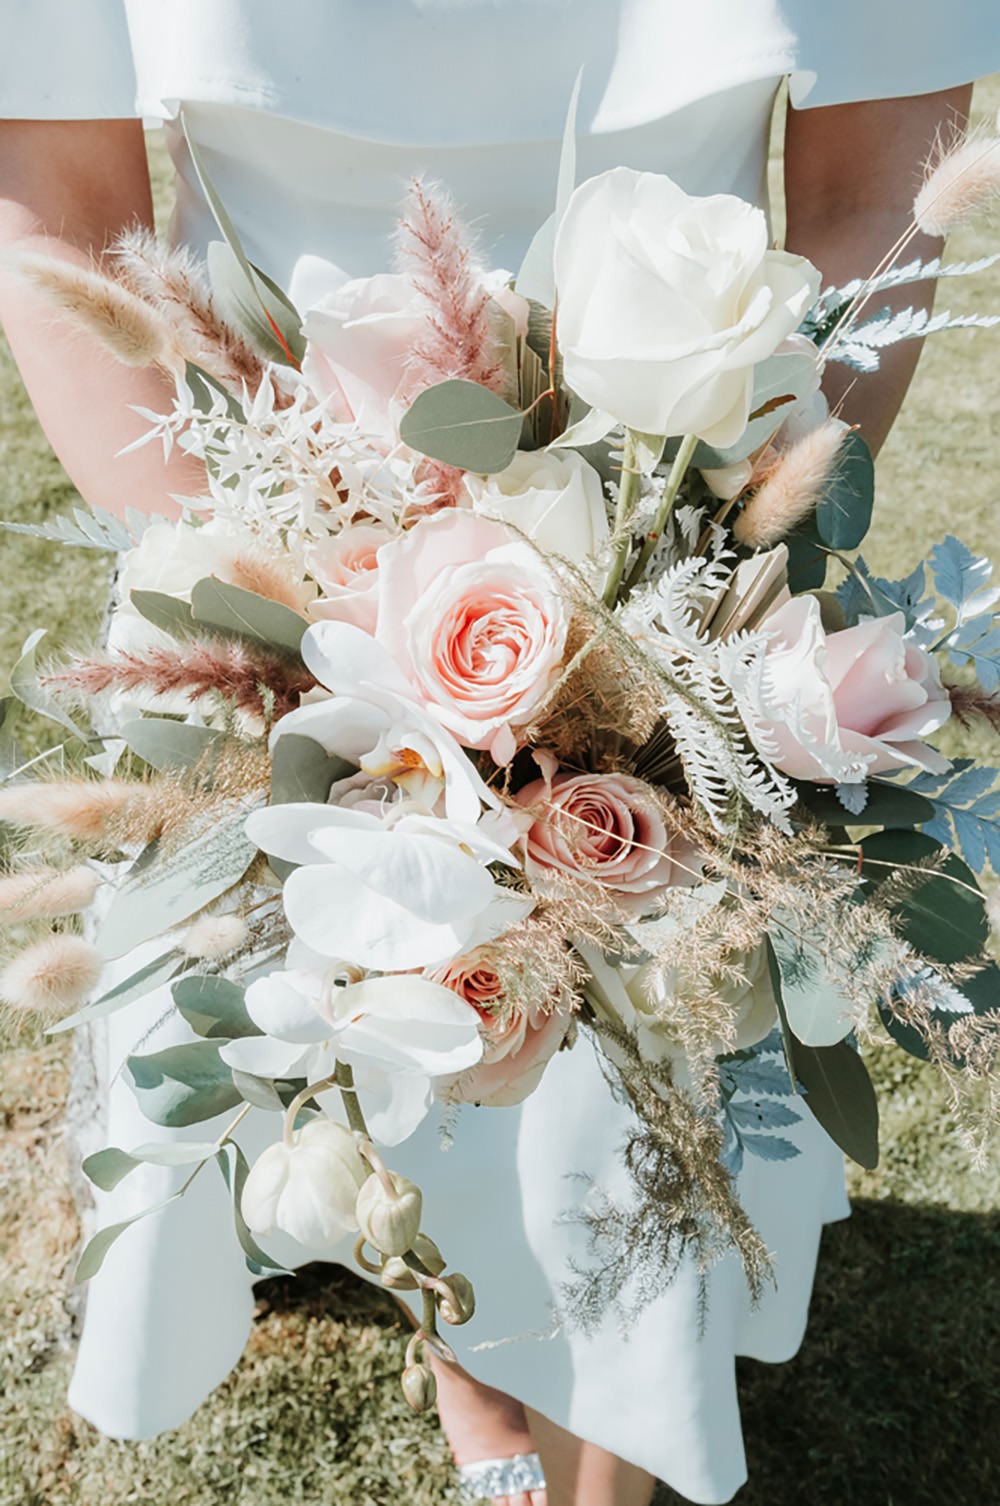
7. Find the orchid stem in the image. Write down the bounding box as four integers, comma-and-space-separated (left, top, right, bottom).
622, 433, 699, 598
334, 1059, 369, 1137
602, 428, 642, 608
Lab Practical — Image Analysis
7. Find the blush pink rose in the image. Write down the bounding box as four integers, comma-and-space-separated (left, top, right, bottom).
431, 948, 570, 1107
754, 595, 952, 783
301, 273, 426, 439
375, 511, 570, 765
516, 759, 697, 915
308, 524, 395, 633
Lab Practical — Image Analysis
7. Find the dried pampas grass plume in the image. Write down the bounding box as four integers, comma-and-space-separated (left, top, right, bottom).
182, 913, 249, 960
0, 865, 99, 922
10, 252, 175, 369
0, 934, 102, 1016
0, 778, 159, 845
733, 420, 847, 550
112, 227, 264, 391
914, 130, 1000, 238
227, 551, 314, 613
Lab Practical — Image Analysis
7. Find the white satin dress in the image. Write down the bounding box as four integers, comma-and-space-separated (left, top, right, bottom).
5, 4, 998, 1501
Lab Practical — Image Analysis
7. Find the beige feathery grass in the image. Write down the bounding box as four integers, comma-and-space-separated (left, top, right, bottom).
0, 777, 159, 844
182, 912, 249, 960
0, 934, 102, 1016
10, 252, 175, 369
228, 551, 314, 612
914, 130, 1000, 238
733, 420, 847, 550
0, 865, 99, 922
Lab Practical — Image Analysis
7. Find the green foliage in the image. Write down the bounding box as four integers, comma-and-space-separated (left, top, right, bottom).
270, 732, 353, 805
172, 975, 260, 1041
123, 1039, 242, 1127
399, 378, 523, 473
860, 830, 988, 966
814, 430, 875, 550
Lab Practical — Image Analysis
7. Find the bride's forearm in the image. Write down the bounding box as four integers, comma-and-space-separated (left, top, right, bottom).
783, 87, 972, 457
0, 120, 202, 518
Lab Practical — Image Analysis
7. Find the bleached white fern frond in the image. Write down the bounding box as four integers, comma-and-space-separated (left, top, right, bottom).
828, 305, 1000, 372
1, 503, 164, 552
811, 253, 1000, 324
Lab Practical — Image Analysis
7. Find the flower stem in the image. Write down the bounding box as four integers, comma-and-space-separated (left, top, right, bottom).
334, 1059, 369, 1136
602, 428, 643, 608
621, 432, 699, 597
281, 1073, 338, 1147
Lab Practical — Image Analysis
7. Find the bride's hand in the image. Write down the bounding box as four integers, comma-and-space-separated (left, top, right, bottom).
0, 118, 203, 518
784, 85, 973, 456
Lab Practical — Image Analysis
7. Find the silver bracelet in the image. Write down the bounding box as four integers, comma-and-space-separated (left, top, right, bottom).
457, 1451, 547, 1500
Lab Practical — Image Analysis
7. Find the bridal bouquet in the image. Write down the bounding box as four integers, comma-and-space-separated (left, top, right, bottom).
3, 117, 1000, 1404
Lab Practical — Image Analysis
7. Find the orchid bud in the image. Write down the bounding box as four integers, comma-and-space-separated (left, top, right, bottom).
242, 1119, 367, 1253
401, 1363, 437, 1413
355, 1171, 422, 1256
436, 1272, 476, 1326
380, 1232, 447, 1290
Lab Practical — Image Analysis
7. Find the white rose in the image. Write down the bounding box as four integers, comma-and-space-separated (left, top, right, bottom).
554, 168, 821, 446
465, 449, 609, 576
241, 1118, 367, 1253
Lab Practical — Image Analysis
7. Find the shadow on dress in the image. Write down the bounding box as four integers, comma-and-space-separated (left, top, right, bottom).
255, 1196, 1000, 1506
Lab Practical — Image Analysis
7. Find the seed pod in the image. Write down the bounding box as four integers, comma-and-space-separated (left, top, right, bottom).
355, 1171, 422, 1257
401, 1363, 438, 1413
380, 1232, 447, 1290
436, 1272, 476, 1326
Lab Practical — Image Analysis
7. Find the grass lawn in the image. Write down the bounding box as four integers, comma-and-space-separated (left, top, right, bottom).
2, 81, 999, 1506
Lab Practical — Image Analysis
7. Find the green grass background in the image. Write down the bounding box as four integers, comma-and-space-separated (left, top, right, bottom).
2, 83, 999, 1506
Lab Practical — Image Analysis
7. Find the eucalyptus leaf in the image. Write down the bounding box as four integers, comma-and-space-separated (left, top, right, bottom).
10, 629, 90, 740
793, 1038, 880, 1169
399, 379, 523, 474
97, 801, 259, 960
189, 577, 307, 657
795, 778, 936, 829
83, 1140, 218, 1192
515, 65, 582, 305
129, 590, 197, 639
49, 950, 185, 1035
860, 830, 987, 965
182, 115, 305, 366
172, 974, 260, 1040
185, 360, 245, 421
120, 719, 229, 773
694, 352, 817, 469
124, 1039, 242, 1127
206, 240, 306, 368
75, 1195, 180, 1282
784, 515, 828, 592
768, 913, 868, 1048
216, 1143, 291, 1276
83, 1147, 144, 1192
271, 733, 354, 806
814, 431, 875, 550
232, 1068, 287, 1111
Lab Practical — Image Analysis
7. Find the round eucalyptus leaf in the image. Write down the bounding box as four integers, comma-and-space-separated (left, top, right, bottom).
399, 379, 523, 474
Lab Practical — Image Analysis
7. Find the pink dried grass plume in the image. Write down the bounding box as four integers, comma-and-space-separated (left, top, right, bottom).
914, 128, 1000, 238
11, 252, 173, 368
733, 420, 847, 550
182, 912, 249, 960
0, 865, 99, 922
0, 934, 102, 1017
395, 177, 505, 398
113, 226, 265, 392
45, 639, 316, 722
946, 683, 1000, 735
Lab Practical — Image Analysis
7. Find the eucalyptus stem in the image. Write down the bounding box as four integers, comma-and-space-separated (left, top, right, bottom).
334, 1059, 369, 1136
421, 1286, 440, 1343
602, 428, 643, 608
621, 432, 699, 597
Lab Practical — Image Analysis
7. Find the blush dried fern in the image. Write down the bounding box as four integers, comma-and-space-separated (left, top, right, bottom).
44, 640, 315, 722
113, 227, 264, 392
395, 177, 505, 396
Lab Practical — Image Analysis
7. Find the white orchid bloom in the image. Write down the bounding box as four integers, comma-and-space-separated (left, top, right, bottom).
272, 620, 497, 825
220, 940, 485, 1144
246, 801, 533, 971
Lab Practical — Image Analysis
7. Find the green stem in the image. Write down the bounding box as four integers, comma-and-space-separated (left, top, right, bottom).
421, 1286, 439, 1343
621, 432, 699, 598
334, 1060, 369, 1137
602, 429, 643, 608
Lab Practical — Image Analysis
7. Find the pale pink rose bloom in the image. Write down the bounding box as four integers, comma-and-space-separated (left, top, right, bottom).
431, 948, 570, 1107
516, 759, 697, 915
756, 595, 952, 783
375, 511, 570, 765
308, 524, 395, 633
301, 272, 426, 439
